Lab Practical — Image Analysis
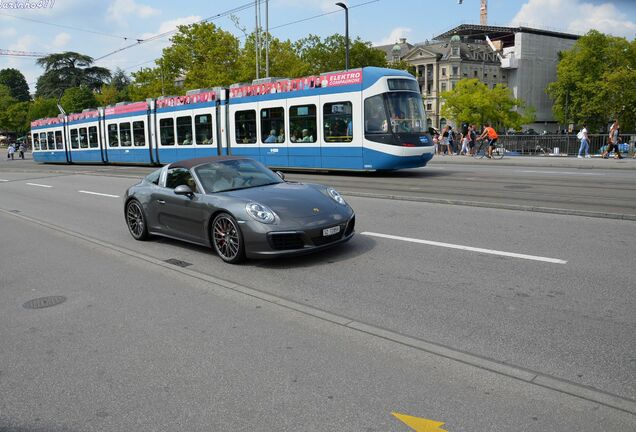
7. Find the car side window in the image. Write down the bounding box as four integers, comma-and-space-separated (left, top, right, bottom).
165, 168, 197, 192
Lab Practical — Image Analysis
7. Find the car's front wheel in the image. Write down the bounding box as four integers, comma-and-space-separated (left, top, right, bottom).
125, 199, 149, 240
211, 213, 245, 264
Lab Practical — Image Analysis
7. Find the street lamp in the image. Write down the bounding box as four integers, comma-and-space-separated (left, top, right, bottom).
335, 2, 349, 70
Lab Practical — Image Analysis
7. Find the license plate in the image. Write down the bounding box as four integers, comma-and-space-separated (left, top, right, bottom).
322, 226, 340, 236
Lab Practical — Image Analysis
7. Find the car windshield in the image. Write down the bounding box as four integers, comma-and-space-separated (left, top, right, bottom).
194, 159, 283, 193
384, 92, 426, 134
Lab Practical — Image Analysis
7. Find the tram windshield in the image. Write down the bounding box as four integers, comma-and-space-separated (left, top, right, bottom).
364, 90, 428, 144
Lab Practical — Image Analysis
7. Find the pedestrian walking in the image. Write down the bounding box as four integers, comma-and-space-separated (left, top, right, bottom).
447, 126, 456, 155
440, 126, 450, 155
7, 143, 15, 160
432, 132, 439, 155
469, 124, 477, 156
18, 143, 25, 159
602, 119, 623, 159
577, 124, 590, 158
460, 131, 470, 155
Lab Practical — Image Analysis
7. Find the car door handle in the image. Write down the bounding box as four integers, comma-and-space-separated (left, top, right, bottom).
157, 199, 166, 204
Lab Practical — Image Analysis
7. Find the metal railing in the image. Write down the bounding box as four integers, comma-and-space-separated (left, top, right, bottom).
497, 134, 636, 156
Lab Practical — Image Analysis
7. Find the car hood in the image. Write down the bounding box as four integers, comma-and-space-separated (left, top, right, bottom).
223, 182, 341, 218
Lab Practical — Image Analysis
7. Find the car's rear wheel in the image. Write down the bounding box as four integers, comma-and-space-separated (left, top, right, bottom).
125, 199, 149, 240
211, 213, 245, 264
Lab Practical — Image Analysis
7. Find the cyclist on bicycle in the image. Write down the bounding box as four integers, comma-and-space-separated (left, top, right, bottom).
477, 123, 499, 158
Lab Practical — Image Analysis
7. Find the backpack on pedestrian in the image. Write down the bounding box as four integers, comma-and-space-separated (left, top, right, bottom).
576, 129, 584, 140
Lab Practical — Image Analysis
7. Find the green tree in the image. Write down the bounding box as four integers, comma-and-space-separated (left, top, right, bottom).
60, 86, 97, 113
28, 97, 59, 122
129, 66, 179, 101
0, 68, 30, 101
547, 30, 636, 131
440, 78, 534, 130
295, 34, 387, 74
35, 51, 111, 98
2, 102, 30, 134
161, 22, 241, 89
236, 32, 310, 82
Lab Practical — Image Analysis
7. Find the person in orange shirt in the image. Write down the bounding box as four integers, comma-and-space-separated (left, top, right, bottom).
477, 123, 499, 158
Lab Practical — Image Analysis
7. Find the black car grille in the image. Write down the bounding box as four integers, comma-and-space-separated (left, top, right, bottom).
268, 233, 304, 250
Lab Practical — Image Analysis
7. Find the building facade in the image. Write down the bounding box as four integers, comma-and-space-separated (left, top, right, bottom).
376, 25, 579, 132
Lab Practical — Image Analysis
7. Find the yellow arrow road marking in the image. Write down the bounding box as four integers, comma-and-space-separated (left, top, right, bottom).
392, 412, 448, 432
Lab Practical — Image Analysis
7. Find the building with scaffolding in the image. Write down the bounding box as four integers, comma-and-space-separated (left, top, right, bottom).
378, 25, 580, 132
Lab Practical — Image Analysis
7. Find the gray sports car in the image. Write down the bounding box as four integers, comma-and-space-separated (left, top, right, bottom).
124, 156, 355, 263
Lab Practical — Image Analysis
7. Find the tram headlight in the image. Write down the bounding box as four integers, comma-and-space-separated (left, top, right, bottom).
327, 187, 347, 206
246, 202, 277, 224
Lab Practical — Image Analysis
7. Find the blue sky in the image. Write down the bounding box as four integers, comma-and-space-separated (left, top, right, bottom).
1, 0, 635, 93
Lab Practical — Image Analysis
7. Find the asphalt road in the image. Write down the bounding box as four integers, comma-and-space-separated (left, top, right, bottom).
0, 157, 635, 431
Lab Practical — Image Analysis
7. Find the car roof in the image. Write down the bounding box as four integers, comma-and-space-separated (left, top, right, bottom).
169, 156, 251, 170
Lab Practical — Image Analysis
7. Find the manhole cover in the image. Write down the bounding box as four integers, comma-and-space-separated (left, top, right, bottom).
23, 296, 67, 309
164, 258, 192, 268
503, 185, 532, 190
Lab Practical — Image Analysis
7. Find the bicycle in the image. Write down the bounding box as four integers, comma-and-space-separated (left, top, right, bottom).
472, 139, 505, 159
530, 144, 550, 156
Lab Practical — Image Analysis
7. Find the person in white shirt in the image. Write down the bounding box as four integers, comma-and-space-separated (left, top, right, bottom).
577, 124, 590, 158
7, 143, 15, 160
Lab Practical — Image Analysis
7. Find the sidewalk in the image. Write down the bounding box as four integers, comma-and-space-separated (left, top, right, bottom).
429, 154, 636, 170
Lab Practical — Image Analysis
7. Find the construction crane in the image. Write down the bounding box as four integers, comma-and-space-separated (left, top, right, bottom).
457, 0, 487, 26
0, 49, 49, 57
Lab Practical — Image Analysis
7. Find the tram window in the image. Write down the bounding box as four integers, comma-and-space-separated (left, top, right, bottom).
364, 95, 388, 134
88, 126, 98, 148
235, 110, 256, 144
133, 121, 145, 147
165, 167, 196, 192
195, 114, 213, 144
289, 104, 316, 143
39, 132, 47, 150
108, 124, 119, 147
160, 118, 175, 146
32, 133, 39, 150
70, 129, 79, 149
79, 127, 88, 149
260, 107, 284, 143
119, 122, 132, 147
55, 131, 63, 149
323, 102, 353, 143
176, 116, 193, 145
47, 132, 55, 150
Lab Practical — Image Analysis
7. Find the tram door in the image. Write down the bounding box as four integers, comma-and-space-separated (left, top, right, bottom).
258, 100, 288, 168
287, 96, 320, 168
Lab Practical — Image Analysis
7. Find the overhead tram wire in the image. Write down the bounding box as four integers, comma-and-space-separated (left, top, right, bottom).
0, 11, 141, 41
93, 1, 256, 63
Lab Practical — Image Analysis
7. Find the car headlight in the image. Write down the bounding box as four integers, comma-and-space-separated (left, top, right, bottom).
245, 202, 277, 224
327, 187, 347, 205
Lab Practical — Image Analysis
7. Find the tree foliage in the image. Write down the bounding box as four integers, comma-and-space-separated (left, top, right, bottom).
295, 34, 387, 74
547, 30, 636, 131
35, 51, 111, 98
0, 68, 30, 101
28, 97, 59, 122
440, 79, 535, 130
60, 86, 97, 113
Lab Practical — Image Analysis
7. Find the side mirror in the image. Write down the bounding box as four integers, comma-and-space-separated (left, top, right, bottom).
174, 184, 194, 197
275, 171, 285, 180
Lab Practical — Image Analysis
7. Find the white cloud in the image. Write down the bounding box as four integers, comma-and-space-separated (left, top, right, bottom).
140, 15, 202, 40
511, 0, 636, 38
107, 0, 160, 26
374, 27, 412, 46
52, 32, 71, 48
0, 27, 17, 38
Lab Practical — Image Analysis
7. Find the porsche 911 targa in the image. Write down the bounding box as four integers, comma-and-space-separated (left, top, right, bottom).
124, 157, 355, 263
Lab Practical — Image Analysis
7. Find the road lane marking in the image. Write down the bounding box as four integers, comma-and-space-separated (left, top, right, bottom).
521, 170, 605, 176
392, 413, 447, 432
361, 232, 567, 264
26, 183, 52, 188
0, 179, 8, 182
78, 190, 120, 198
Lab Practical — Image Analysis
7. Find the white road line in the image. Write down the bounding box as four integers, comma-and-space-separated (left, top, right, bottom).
521, 170, 605, 176
26, 183, 53, 188
361, 231, 567, 264
0, 179, 8, 182
78, 190, 120, 198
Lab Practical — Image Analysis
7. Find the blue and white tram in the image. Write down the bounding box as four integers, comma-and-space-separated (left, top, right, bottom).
31, 66, 434, 171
